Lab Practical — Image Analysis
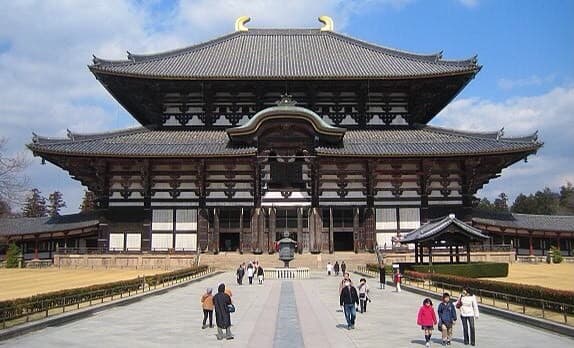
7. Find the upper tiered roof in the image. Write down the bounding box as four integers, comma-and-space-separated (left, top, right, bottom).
91, 29, 479, 80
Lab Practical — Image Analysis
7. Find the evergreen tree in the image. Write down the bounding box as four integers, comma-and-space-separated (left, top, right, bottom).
511, 187, 558, 215
79, 190, 97, 213
559, 182, 574, 211
493, 192, 509, 212
5, 243, 21, 268
477, 197, 495, 211
47, 191, 66, 217
22, 188, 47, 217
0, 199, 10, 217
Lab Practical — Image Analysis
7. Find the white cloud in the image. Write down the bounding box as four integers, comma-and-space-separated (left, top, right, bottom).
434, 86, 574, 202
497, 75, 555, 91
456, 0, 479, 8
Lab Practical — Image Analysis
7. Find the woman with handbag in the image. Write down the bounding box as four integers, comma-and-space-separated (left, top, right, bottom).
213, 283, 234, 340
457, 287, 479, 346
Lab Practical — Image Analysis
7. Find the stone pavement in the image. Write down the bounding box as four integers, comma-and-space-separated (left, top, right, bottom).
1, 271, 572, 348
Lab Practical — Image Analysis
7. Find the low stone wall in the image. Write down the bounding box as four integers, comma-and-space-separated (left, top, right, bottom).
381, 251, 515, 264
54, 254, 197, 269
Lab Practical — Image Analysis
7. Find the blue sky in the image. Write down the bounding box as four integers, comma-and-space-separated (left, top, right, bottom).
0, 0, 572, 213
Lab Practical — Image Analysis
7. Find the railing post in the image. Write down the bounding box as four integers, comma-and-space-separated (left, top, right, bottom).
541, 300, 545, 319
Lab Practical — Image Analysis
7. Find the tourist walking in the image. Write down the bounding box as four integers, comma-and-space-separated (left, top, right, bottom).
339, 278, 359, 330
247, 263, 254, 285
339, 272, 352, 294
236, 263, 245, 285
257, 264, 265, 285
417, 298, 437, 347
327, 262, 333, 276
357, 278, 371, 313
379, 264, 386, 289
200, 287, 214, 329
437, 292, 457, 346
213, 283, 234, 340
341, 261, 347, 274
334, 261, 340, 276
457, 287, 479, 346
394, 269, 402, 292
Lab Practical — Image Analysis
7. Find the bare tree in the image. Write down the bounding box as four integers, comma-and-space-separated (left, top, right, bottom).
0, 137, 30, 208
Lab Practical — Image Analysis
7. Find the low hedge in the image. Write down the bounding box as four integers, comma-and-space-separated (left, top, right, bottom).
404, 270, 574, 312
366, 262, 508, 278
0, 265, 208, 322
406, 262, 509, 278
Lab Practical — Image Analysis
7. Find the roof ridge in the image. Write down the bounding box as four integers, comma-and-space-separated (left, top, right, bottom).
423, 124, 539, 144
326, 31, 477, 67
512, 213, 574, 218
32, 127, 148, 145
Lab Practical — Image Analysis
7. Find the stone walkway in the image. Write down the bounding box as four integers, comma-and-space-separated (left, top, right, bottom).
1, 272, 572, 347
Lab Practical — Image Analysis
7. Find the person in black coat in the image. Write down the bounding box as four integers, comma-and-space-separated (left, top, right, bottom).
379, 264, 386, 289
213, 283, 234, 340
236, 263, 245, 285
341, 261, 347, 274
339, 280, 359, 329
334, 261, 340, 276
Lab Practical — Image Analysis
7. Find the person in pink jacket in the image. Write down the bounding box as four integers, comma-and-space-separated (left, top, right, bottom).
417, 298, 438, 347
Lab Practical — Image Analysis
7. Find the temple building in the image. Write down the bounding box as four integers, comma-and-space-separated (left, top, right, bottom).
26, 16, 541, 255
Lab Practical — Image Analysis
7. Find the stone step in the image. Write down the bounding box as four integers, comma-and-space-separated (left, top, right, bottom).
198, 252, 377, 270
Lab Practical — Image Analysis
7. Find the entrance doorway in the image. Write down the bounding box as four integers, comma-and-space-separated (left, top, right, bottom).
220, 233, 240, 251
333, 232, 354, 251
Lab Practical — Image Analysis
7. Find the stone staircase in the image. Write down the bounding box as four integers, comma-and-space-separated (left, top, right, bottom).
198, 252, 377, 270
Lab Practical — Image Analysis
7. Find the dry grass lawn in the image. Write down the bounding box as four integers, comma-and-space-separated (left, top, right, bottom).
0, 268, 169, 301
484, 263, 574, 291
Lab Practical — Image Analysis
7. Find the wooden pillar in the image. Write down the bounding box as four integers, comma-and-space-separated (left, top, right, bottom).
309, 208, 323, 253
364, 207, 375, 251
414, 242, 419, 264
328, 207, 334, 254
466, 242, 471, 264
269, 207, 276, 253
239, 208, 244, 253
197, 208, 209, 252
529, 232, 534, 256
353, 207, 360, 253
251, 208, 265, 254
455, 245, 460, 263
556, 233, 561, 250
429, 243, 433, 267
33, 235, 39, 260
49, 233, 53, 259
213, 208, 220, 253
297, 208, 303, 254
449, 245, 454, 264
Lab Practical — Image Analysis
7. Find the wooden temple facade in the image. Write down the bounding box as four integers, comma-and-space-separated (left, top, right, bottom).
27, 17, 541, 255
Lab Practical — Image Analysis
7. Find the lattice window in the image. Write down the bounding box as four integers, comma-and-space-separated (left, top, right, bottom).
399, 208, 421, 230
175, 234, 197, 251
151, 233, 173, 251
152, 209, 173, 231
126, 233, 141, 251
109, 233, 124, 251
176, 209, 197, 231
375, 208, 397, 230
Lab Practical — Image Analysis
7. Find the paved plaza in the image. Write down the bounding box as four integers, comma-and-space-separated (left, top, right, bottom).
1, 272, 572, 348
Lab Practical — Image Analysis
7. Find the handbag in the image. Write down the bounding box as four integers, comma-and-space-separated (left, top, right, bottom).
455, 298, 462, 309
227, 303, 236, 313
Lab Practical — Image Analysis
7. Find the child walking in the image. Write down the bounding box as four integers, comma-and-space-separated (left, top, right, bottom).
417, 298, 437, 347
437, 293, 457, 346
200, 287, 214, 329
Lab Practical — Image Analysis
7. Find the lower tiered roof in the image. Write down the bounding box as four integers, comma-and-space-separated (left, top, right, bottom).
28, 125, 540, 158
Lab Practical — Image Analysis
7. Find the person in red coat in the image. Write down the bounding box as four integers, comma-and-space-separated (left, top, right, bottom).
417, 298, 438, 347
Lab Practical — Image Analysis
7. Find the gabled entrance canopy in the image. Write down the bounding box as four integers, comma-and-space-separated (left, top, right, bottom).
227, 96, 345, 145
401, 214, 489, 264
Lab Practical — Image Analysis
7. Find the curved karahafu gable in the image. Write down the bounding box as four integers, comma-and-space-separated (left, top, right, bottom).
226, 95, 345, 145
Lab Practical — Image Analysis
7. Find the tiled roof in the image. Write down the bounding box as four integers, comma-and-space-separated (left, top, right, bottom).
90, 29, 479, 80
316, 126, 541, 157
473, 214, 574, 232
0, 214, 99, 237
29, 128, 256, 157
402, 214, 489, 243
28, 126, 540, 158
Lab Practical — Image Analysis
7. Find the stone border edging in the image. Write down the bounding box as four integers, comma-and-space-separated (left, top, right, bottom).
353, 270, 574, 338
0, 270, 223, 342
